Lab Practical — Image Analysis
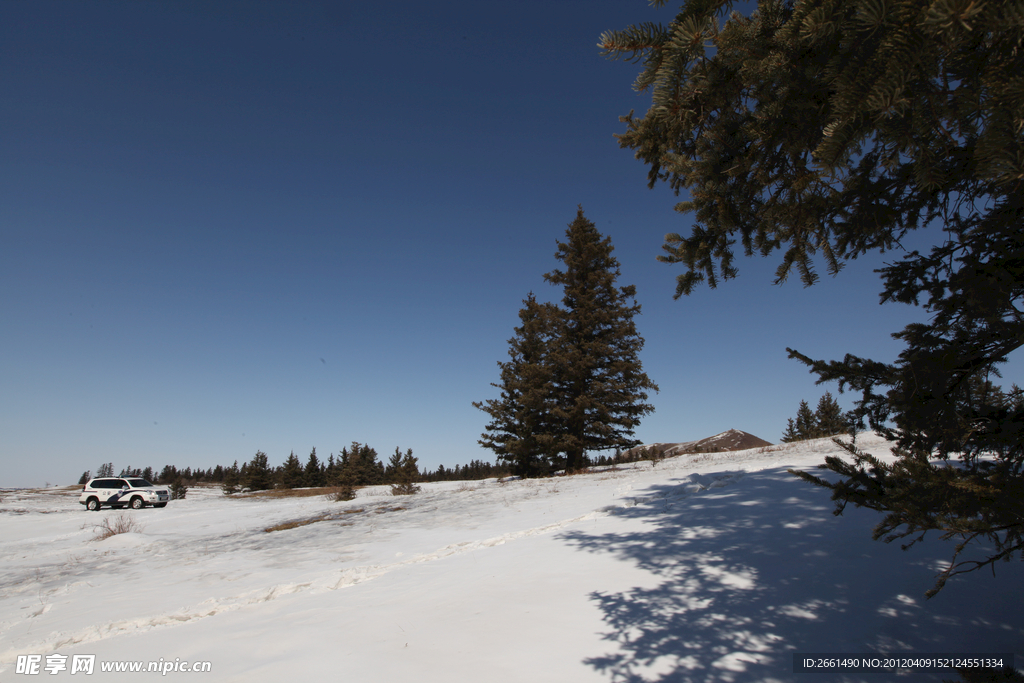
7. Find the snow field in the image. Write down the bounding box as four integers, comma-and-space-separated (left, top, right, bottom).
1, 433, 1021, 682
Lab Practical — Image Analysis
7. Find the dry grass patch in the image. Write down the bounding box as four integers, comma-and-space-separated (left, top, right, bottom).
264, 508, 365, 533
21, 485, 81, 496
264, 513, 330, 532
242, 486, 341, 499
89, 514, 144, 541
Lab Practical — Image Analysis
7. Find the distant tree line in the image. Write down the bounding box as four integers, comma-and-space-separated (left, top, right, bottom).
76, 444, 511, 495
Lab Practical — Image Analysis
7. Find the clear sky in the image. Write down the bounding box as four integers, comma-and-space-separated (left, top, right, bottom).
3, 1, 1017, 488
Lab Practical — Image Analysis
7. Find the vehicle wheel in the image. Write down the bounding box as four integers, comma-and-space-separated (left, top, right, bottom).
86, 498, 101, 511
130, 497, 144, 510
153, 503, 167, 508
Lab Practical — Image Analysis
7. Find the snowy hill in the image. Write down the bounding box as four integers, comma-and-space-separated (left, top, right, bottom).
628, 428, 774, 458
1, 433, 1020, 682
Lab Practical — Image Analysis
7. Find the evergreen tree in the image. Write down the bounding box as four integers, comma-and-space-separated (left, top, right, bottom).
780, 418, 799, 444
338, 442, 383, 487
97, 463, 114, 478
476, 209, 658, 474
158, 465, 178, 485
793, 400, 818, 440
169, 479, 188, 500
782, 393, 850, 442
814, 392, 848, 437
325, 453, 338, 485
243, 451, 274, 492
222, 460, 241, 495
304, 447, 325, 488
78, 471, 91, 485
280, 451, 304, 489
331, 448, 357, 501
473, 293, 559, 477
386, 447, 403, 482
544, 208, 658, 471
603, 0, 1024, 595
390, 448, 421, 495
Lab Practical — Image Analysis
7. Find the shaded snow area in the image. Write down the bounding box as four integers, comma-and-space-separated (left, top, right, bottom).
2, 434, 1021, 682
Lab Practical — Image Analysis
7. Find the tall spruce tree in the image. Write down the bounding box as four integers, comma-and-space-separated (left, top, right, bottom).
473, 293, 559, 477
603, 0, 1024, 595
476, 208, 658, 474
543, 207, 658, 471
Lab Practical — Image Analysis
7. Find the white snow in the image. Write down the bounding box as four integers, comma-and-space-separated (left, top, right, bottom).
1, 433, 1020, 682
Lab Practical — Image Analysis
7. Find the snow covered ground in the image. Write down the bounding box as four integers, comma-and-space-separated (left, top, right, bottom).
1, 433, 1020, 682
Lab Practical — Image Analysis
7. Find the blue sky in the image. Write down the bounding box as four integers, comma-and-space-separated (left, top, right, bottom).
3, 1, 1015, 487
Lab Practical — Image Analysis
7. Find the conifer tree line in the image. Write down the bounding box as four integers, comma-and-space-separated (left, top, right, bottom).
77, 444, 511, 495
780, 392, 855, 443
475, 207, 658, 477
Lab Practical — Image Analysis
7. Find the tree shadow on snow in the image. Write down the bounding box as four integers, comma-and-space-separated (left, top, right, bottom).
560, 467, 1023, 683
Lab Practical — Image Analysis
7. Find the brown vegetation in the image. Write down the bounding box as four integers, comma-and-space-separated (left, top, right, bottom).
89, 514, 144, 541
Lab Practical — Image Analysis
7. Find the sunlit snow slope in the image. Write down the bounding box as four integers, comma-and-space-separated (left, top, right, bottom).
1, 433, 1021, 682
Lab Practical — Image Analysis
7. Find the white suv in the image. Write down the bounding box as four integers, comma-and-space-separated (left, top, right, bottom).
79, 478, 170, 511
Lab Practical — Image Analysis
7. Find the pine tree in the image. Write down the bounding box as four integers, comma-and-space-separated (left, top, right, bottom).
780, 418, 799, 444
243, 451, 273, 492
325, 453, 339, 485
603, 0, 1024, 595
814, 392, 847, 437
473, 293, 559, 477
782, 393, 850, 442
169, 479, 188, 500
542, 207, 659, 471
476, 208, 658, 475
385, 447, 403, 482
280, 451, 304, 489
793, 400, 818, 440
222, 460, 241, 495
390, 448, 421, 495
158, 465, 178, 484
78, 471, 91, 485
331, 448, 357, 501
338, 442, 383, 487
304, 447, 325, 488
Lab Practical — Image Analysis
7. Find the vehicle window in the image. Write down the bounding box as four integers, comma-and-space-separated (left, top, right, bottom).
127, 479, 152, 487
116, 479, 129, 488
95, 480, 116, 489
